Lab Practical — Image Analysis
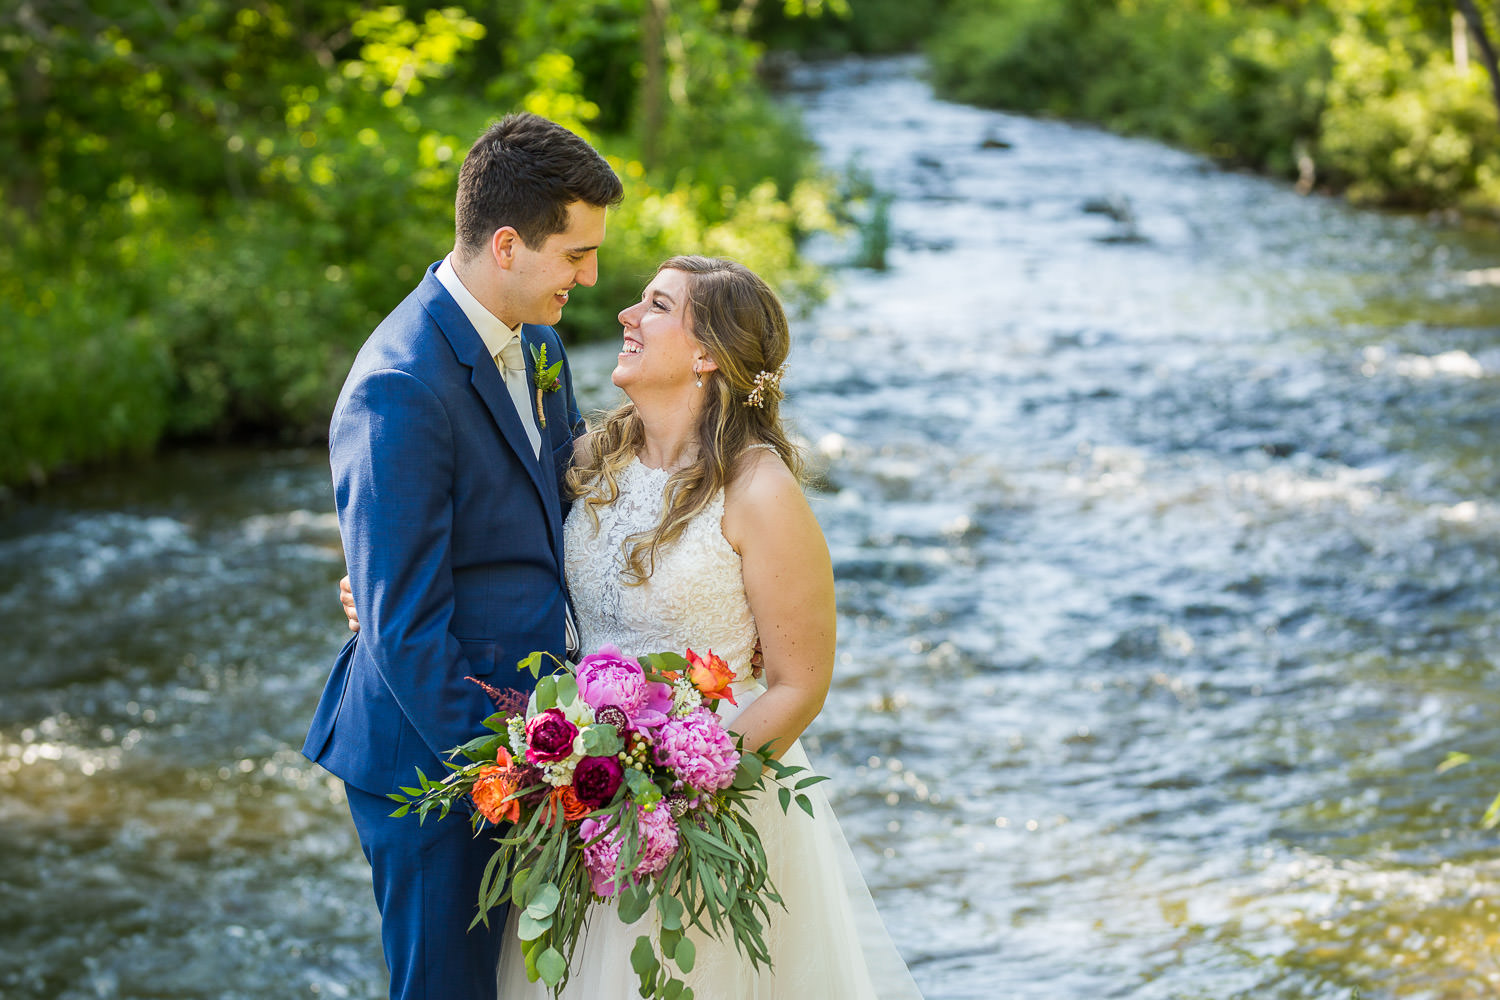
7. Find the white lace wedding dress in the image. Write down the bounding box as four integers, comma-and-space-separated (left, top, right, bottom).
497, 454, 925, 999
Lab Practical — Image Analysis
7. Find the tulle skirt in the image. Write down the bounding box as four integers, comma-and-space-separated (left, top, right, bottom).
495, 735, 924, 1000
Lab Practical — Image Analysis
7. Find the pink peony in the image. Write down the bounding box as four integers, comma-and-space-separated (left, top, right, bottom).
575, 645, 673, 729
580, 805, 681, 897
653, 707, 741, 793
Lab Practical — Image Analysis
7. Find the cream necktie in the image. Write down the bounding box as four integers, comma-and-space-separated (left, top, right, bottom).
495, 336, 541, 457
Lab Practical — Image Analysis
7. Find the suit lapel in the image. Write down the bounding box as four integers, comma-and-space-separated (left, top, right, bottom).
419, 270, 562, 553
520, 325, 566, 567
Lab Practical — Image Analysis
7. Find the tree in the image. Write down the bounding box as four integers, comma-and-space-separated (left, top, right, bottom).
1455, 0, 1500, 120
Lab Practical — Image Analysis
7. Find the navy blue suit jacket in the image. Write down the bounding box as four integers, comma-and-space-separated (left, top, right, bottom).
303, 262, 584, 795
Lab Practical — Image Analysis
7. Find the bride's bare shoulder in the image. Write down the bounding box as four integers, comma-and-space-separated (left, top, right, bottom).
724, 444, 803, 528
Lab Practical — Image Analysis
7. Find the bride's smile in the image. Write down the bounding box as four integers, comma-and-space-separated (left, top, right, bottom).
611, 268, 716, 400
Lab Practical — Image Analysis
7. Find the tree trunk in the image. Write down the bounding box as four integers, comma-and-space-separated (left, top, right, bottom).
1455, 0, 1500, 122
640, 0, 669, 169
1454, 10, 1470, 73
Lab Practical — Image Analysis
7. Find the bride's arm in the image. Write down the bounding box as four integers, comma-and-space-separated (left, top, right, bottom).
720, 451, 836, 760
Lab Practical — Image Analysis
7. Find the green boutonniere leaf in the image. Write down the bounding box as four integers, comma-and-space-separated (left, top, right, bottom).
528, 342, 562, 427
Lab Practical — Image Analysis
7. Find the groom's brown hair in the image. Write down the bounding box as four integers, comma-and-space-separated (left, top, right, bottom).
454, 112, 622, 259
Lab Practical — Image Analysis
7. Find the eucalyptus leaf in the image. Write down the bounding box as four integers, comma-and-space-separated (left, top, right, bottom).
793, 774, 829, 790
537, 946, 567, 987
778, 786, 792, 813
516, 911, 552, 941
796, 793, 815, 819
674, 936, 696, 973
555, 673, 578, 706
660, 926, 682, 959
580, 723, 623, 756
630, 934, 659, 977
526, 881, 561, 918
657, 892, 684, 931
618, 883, 652, 924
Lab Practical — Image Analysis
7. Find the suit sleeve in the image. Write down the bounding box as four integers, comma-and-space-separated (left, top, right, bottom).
331, 367, 487, 765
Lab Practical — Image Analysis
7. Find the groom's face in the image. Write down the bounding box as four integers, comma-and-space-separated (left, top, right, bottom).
505, 200, 608, 327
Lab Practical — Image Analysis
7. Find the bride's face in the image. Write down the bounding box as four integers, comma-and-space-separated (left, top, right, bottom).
612, 268, 714, 396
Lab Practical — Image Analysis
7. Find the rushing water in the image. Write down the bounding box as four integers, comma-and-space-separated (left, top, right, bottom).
3, 56, 1499, 1000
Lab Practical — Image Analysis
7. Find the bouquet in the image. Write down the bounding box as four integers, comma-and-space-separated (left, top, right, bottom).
387, 645, 825, 1000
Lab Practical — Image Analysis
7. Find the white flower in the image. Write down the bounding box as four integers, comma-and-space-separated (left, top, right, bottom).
506, 716, 528, 758
542, 754, 581, 787
559, 697, 596, 729
670, 677, 700, 718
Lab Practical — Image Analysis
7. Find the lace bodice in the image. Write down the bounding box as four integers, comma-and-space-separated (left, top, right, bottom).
564, 458, 760, 694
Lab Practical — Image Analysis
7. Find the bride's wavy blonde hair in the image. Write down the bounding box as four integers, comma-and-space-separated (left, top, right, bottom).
566, 255, 803, 584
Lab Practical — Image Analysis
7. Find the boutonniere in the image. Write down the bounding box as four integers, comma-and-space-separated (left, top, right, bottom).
529, 342, 563, 428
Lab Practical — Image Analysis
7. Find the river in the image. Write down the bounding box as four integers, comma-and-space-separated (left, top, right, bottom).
2, 56, 1498, 1000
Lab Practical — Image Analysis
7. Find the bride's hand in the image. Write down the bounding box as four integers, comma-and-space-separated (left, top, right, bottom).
339, 575, 360, 632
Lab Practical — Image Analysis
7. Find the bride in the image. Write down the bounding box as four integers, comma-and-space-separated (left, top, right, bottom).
343, 256, 923, 999
500, 255, 923, 1000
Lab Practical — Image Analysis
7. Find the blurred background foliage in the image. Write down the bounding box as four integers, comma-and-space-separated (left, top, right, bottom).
6, 0, 1499, 488
0, 0, 867, 486
928, 0, 1500, 209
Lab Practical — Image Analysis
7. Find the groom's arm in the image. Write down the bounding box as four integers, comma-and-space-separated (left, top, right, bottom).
331, 367, 486, 764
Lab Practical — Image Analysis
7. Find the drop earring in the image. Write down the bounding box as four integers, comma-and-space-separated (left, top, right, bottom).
694, 362, 703, 388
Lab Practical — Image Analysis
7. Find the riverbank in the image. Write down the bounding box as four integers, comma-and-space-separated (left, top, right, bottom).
927, 0, 1500, 219
0, 4, 846, 490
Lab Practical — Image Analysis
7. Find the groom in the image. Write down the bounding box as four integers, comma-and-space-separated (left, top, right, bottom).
302, 112, 622, 1000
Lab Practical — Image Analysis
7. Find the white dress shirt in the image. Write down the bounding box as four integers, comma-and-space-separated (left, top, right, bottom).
435, 256, 542, 458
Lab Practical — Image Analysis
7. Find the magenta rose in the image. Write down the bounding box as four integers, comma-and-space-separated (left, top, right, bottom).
572, 754, 624, 808
575, 645, 673, 729
524, 708, 579, 764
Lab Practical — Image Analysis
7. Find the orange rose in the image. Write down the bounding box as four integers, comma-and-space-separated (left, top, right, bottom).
470, 748, 521, 825
543, 785, 591, 825
685, 647, 737, 706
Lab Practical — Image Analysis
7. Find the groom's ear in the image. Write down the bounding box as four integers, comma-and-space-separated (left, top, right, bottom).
491, 227, 521, 269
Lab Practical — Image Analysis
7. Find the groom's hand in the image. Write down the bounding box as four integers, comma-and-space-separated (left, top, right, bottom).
339, 575, 360, 632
